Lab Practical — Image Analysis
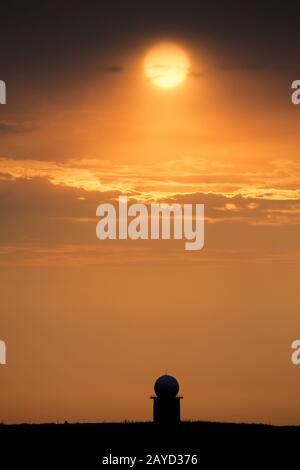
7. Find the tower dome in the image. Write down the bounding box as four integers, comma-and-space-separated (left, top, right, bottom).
154, 374, 179, 398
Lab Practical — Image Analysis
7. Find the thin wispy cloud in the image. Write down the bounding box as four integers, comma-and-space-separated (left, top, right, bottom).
0, 156, 299, 201
0, 121, 37, 134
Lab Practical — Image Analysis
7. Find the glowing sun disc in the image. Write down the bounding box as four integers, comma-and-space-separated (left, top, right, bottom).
144, 42, 190, 88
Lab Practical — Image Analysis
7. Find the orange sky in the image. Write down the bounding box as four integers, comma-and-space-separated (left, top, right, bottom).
1, 16, 300, 424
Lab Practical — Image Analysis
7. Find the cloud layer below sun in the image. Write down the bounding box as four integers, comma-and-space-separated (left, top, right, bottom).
0, 154, 299, 267
0, 155, 299, 201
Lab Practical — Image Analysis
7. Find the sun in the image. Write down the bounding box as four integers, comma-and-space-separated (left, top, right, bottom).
144, 42, 190, 89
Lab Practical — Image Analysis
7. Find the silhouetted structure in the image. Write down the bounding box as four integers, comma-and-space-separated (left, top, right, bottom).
151, 374, 182, 424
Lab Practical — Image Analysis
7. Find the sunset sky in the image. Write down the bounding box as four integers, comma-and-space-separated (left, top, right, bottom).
1, 1, 300, 424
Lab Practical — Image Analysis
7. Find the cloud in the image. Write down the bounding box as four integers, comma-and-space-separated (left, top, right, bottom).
216, 62, 267, 72
188, 63, 268, 77
102, 65, 123, 74
0, 121, 37, 134
0, 155, 299, 264
0, 156, 299, 202
188, 70, 207, 78
215, 62, 300, 73
0, 174, 299, 234
0, 172, 298, 267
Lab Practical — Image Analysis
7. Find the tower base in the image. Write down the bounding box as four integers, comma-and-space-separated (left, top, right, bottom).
151, 396, 182, 424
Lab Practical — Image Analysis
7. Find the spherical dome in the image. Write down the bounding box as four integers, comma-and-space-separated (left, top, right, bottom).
154, 374, 179, 398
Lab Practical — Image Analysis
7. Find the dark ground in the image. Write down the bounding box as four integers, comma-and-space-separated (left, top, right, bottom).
1, 421, 299, 467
